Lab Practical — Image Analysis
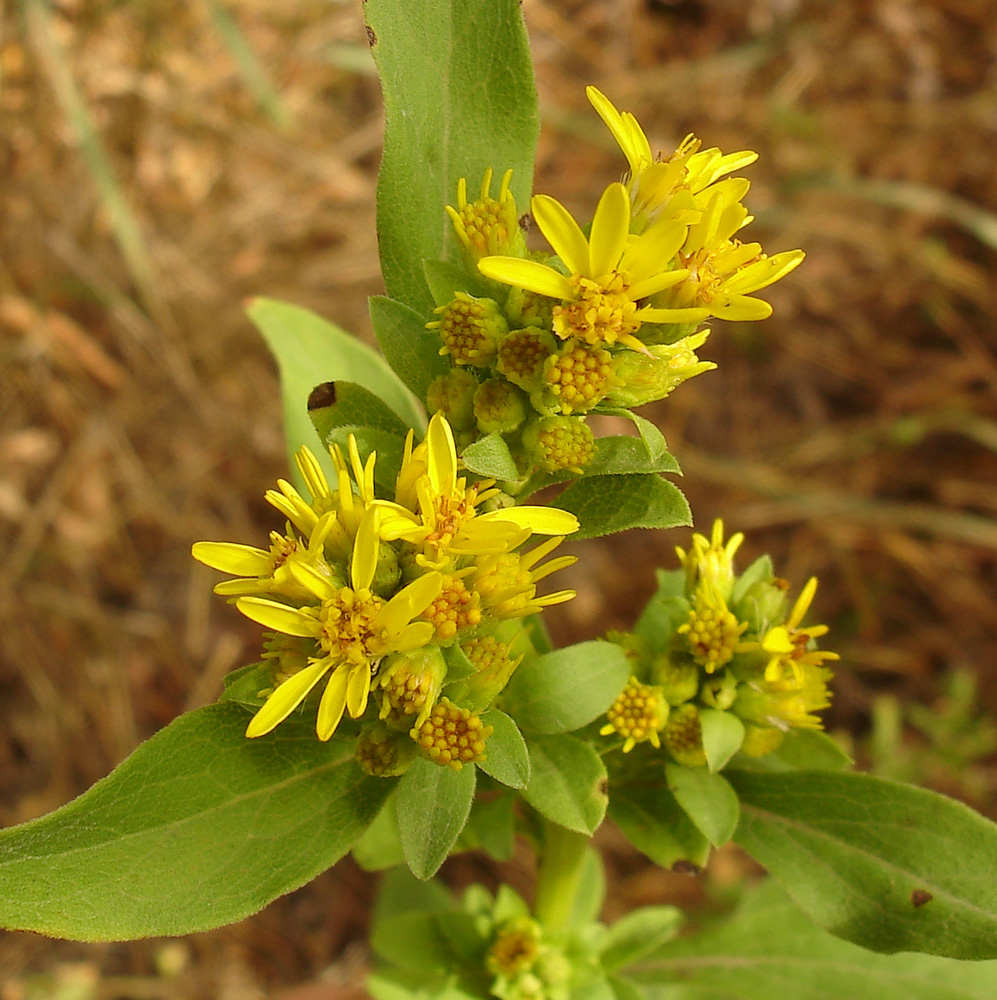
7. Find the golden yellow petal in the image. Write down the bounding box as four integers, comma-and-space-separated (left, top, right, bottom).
346, 662, 372, 719
481, 506, 580, 536
426, 412, 458, 498
378, 571, 443, 634
350, 506, 381, 592
531, 194, 590, 276
246, 661, 330, 738
588, 183, 630, 278
316, 666, 350, 741
236, 597, 318, 638
191, 541, 271, 577
478, 257, 574, 300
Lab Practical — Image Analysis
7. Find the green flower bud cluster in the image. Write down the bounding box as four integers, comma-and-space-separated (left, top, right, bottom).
601, 520, 838, 765
427, 169, 716, 483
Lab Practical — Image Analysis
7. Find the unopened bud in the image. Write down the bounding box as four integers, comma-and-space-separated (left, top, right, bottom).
474, 378, 528, 434
605, 331, 715, 408
522, 416, 595, 475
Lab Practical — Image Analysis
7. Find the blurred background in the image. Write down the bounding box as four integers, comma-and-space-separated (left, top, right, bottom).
2, 0, 995, 995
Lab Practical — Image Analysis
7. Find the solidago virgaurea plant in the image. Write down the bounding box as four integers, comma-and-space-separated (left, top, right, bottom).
3, 3, 997, 999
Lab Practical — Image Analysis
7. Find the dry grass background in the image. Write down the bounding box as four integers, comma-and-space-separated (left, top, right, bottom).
1, 0, 996, 995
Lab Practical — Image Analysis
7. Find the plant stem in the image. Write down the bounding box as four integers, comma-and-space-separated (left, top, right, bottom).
532, 821, 589, 936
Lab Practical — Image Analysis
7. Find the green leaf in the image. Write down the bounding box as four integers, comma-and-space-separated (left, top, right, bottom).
664, 763, 739, 848
369, 295, 450, 403
609, 784, 710, 872
374, 865, 456, 925
731, 553, 775, 603
424, 259, 490, 307
396, 758, 476, 879
372, 911, 455, 973
309, 380, 411, 440
0, 703, 391, 940
456, 792, 515, 861
218, 661, 269, 709
248, 297, 422, 477
556, 474, 691, 539
584, 437, 682, 478
461, 433, 521, 482
698, 709, 745, 773
501, 641, 629, 735
634, 593, 688, 652
607, 975, 649, 1000
477, 710, 530, 789
365, 0, 539, 314
631, 879, 997, 1000
522, 734, 607, 835
353, 794, 406, 872
728, 769, 997, 959
599, 905, 684, 972
729, 729, 853, 773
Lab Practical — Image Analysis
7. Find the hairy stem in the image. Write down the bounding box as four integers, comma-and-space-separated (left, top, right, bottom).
532, 821, 589, 935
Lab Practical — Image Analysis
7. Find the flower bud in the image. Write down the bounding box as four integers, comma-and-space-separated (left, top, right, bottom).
428, 292, 508, 367
410, 697, 494, 770
496, 326, 558, 394
605, 331, 715, 408
652, 653, 699, 705
662, 703, 707, 767
474, 378, 528, 434
377, 646, 447, 726
522, 416, 595, 475
426, 367, 478, 433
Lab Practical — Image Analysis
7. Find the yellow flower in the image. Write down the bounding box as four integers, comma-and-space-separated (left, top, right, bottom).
446, 168, 523, 262
472, 537, 577, 619
735, 659, 833, 732
761, 577, 840, 684
675, 519, 744, 601
586, 86, 804, 321
677, 584, 753, 672
376, 413, 579, 567
235, 506, 443, 740
586, 85, 758, 232
600, 675, 668, 753
478, 182, 698, 351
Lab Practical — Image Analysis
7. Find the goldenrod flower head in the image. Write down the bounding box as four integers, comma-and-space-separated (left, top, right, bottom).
522, 415, 595, 475
586, 85, 758, 232
473, 377, 528, 434
410, 697, 494, 770
761, 576, 840, 684
428, 292, 508, 367
600, 675, 668, 753
662, 702, 707, 767
446, 168, 524, 262
735, 659, 833, 733
538, 339, 620, 415
675, 518, 744, 601
449, 634, 524, 713
677, 584, 753, 673
487, 917, 542, 978
234, 510, 443, 742
478, 183, 692, 352
651, 653, 700, 706
379, 412, 579, 566
355, 722, 418, 777
376, 646, 448, 726
605, 329, 716, 408
473, 536, 577, 619
421, 570, 484, 640
496, 326, 558, 394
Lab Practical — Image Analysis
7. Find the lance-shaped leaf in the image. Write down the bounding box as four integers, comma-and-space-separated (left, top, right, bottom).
631, 878, 997, 1000
729, 769, 997, 959
365, 0, 539, 315
0, 703, 392, 940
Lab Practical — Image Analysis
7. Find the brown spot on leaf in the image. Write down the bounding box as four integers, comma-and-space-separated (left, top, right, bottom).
366, 26, 377, 47
307, 382, 336, 410
911, 889, 933, 908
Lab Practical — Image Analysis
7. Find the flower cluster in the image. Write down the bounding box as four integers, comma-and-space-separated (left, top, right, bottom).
425, 89, 802, 481
193, 414, 578, 770
600, 521, 837, 763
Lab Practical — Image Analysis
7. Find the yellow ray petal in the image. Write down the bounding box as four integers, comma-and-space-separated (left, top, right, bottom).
316, 666, 349, 741
723, 250, 805, 295
480, 506, 579, 536
287, 559, 338, 601
392, 621, 437, 652
628, 267, 690, 301
351, 506, 381, 592
788, 577, 819, 629
378, 571, 443, 634
426, 412, 458, 498
478, 256, 574, 300
588, 183, 630, 278
346, 662, 372, 719
708, 294, 773, 322
236, 597, 318, 637
585, 86, 652, 174
191, 541, 272, 576
246, 661, 330, 738
531, 194, 590, 276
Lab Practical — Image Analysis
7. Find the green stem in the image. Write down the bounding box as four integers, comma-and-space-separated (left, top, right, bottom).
532, 821, 589, 935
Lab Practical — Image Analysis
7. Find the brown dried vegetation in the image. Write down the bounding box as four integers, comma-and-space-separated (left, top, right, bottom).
1, 0, 995, 995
